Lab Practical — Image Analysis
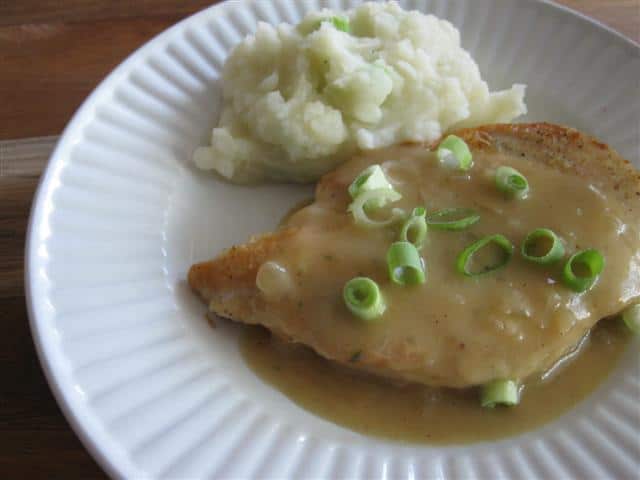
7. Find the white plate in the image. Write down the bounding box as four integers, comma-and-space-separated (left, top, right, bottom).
26, 1, 640, 478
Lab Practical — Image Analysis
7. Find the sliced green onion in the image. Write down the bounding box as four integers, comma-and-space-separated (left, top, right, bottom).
622, 303, 640, 334
411, 206, 426, 217
521, 228, 565, 264
348, 188, 404, 228
399, 207, 428, 249
343, 277, 386, 321
436, 135, 473, 171
329, 16, 350, 32
456, 234, 514, 277
495, 166, 529, 199
426, 208, 480, 231
306, 16, 350, 34
480, 379, 520, 408
348, 164, 394, 200
386, 241, 426, 285
561, 249, 605, 292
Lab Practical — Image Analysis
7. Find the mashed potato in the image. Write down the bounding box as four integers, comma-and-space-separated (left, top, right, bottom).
194, 1, 527, 183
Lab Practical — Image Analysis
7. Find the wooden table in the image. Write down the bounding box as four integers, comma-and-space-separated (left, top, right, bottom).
0, 1, 637, 478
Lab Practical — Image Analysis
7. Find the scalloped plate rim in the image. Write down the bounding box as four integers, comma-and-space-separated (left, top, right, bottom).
24, 1, 640, 479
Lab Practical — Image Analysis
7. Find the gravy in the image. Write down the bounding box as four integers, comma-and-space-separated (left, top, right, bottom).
258, 145, 638, 387
241, 320, 631, 444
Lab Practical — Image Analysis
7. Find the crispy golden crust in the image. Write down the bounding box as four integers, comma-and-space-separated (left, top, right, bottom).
189, 123, 638, 386
188, 228, 299, 299
449, 123, 640, 207
316, 123, 639, 211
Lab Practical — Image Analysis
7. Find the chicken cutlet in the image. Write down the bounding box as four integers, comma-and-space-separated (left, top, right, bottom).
189, 123, 639, 389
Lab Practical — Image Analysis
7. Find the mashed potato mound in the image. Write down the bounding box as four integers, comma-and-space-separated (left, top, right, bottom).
194, 1, 527, 183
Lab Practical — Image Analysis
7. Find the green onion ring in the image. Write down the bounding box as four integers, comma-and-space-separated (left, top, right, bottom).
426, 207, 480, 231
495, 166, 529, 199
480, 379, 520, 408
561, 249, 605, 292
436, 135, 473, 171
348, 188, 404, 228
386, 241, 426, 285
343, 277, 386, 321
411, 206, 426, 217
348, 164, 394, 200
456, 234, 514, 277
521, 228, 565, 264
399, 207, 428, 249
622, 304, 639, 334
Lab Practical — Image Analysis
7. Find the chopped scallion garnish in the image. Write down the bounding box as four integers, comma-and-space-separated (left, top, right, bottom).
436, 135, 473, 171
348, 188, 404, 228
456, 234, 514, 276
561, 249, 605, 292
622, 304, 639, 334
495, 166, 529, 199
521, 228, 565, 264
329, 16, 350, 32
306, 16, 351, 34
411, 206, 426, 217
426, 207, 480, 231
480, 379, 520, 408
399, 207, 428, 249
386, 241, 426, 285
348, 164, 394, 200
343, 277, 385, 321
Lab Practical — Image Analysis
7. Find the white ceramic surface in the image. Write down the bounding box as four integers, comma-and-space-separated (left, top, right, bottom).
26, 1, 640, 478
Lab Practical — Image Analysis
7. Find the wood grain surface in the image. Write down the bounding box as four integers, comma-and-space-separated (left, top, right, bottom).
0, 1, 637, 478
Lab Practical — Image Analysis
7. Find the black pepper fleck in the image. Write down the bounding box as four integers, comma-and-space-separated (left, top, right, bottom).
350, 351, 362, 363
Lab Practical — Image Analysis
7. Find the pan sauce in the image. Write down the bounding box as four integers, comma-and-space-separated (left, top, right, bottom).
241, 320, 631, 444
256, 145, 639, 388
